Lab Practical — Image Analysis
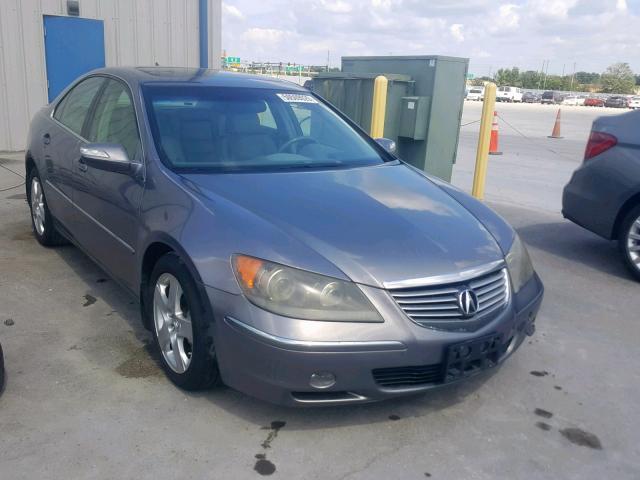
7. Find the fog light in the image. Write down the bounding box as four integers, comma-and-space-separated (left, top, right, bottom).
309, 372, 336, 389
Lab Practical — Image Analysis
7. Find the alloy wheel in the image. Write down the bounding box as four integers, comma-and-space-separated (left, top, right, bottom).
30, 177, 45, 236
153, 273, 194, 373
626, 216, 640, 271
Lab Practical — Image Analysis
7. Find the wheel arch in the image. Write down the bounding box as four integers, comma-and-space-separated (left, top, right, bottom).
24, 152, 36, 199
612, 191, 640, 239
139, 233, 210, 330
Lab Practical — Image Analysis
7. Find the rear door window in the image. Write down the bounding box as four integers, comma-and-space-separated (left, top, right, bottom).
53, 77, 105, 136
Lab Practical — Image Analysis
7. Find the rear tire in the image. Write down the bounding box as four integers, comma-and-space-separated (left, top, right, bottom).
26, 169, 67, 246
145, 252, 220, 390
619, 205, 640, 281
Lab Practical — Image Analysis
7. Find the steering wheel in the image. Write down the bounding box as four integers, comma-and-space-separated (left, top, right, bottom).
278, 136, 317, 154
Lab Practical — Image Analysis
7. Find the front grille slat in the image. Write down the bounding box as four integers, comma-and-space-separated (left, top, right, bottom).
401, 304, 459, 312
409, 311, 464, 319
470, 271, 505, 289
389, 267, 510, 329
391, 287, 459, 298
474, 279, 504, 296
477, 286, 506, 305
395, 295, 457, 305
479, 291, 507, 310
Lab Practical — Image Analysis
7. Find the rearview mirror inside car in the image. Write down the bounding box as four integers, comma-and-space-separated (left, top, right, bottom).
375, 138, 397, 155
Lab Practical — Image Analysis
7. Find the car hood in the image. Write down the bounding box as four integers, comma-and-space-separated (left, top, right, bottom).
181, 163, 504, 288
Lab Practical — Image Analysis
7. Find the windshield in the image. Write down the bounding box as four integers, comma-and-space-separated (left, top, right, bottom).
142, 85, 387, 172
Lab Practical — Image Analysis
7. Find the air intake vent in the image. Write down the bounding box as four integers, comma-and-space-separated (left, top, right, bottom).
372, 364, 443, 388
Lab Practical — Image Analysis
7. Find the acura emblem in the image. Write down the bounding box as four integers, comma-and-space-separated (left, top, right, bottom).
457, 289, 479, 317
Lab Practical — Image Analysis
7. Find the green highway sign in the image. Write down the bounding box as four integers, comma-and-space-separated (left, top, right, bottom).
225, 56, 240, 64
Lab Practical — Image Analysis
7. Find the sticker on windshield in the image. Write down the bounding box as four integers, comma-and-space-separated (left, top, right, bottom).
276, 93, 318, 104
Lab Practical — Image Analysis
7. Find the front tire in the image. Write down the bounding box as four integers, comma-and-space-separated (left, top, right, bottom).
619, 205, 640, 281
146, 253, 220, 390
27, 169, 66, 246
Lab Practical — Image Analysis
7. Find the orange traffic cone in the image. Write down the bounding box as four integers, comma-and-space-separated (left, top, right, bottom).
548, 108, 563, 139
489, 111, 502, 155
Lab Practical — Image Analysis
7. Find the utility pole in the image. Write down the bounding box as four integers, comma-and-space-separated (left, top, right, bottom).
570, 62, 577, 92
326, 50, 330, 72
543, 60, 550, 90
538, 60, 545, 90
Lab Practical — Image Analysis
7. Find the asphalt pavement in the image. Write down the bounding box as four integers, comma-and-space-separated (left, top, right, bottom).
1, 103, 639, 479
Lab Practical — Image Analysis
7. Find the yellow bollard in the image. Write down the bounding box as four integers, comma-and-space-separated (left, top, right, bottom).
370, 75, 388, 138
471, 82, 497, 200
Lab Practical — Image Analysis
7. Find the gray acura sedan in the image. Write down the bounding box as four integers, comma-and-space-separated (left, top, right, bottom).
25, 67, 543, 406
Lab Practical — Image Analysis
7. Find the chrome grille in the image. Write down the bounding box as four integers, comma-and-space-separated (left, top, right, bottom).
389, 268, 510, 326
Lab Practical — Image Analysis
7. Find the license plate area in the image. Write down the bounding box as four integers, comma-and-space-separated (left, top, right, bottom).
444, 333, 503, 383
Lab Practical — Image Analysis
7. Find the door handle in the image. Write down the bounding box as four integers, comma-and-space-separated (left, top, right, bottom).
78, 158, 88, 172
43, 133, 51, 145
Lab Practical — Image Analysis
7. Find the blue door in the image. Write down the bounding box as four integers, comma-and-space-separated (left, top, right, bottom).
43, 15, 105, 102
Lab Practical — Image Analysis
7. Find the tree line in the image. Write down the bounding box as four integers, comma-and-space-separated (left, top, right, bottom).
470, 63, 638, 94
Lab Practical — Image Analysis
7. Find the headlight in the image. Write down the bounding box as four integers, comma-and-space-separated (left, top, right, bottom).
232, 255, 383, 322
505, 233, 535, 293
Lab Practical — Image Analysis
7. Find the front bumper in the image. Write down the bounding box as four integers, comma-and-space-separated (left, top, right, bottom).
208, 274, 544, 406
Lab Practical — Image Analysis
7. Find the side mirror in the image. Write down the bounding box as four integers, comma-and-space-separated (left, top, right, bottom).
375, 137, 397, 155
80, 144, 134, 174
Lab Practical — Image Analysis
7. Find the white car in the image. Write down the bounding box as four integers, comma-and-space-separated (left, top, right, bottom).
466, 88, 484, 101
562, 96, 583, 106
629, 96, 640, 109
496, 86, 523, 102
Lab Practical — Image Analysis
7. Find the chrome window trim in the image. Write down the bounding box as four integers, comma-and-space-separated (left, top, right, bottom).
45, 180, 135, 254
224, 316, 406, 352
383, 259, 505, 289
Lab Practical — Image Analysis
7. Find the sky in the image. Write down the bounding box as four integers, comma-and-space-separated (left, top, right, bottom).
221, 0, 640, 76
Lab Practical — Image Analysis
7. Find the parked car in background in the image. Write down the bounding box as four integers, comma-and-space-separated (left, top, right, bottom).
563, 110, 640, 281
629, 96, 640, 109
605, 96, 630, 108
541, 91, 564, 105
466, 87, 485, 101
496, 86, 523, 102
561, 95, 583, 106
24, 67, 543, 406
584, 97, 605, 107
522, 92, 540, 103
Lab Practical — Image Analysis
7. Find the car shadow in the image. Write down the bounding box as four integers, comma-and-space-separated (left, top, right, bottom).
517, 220, 633, 281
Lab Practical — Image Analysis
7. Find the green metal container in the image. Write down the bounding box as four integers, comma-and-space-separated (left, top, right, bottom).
313, 55, 469, 181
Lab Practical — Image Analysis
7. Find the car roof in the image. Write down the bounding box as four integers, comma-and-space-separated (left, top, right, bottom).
86, 66, 308, 91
